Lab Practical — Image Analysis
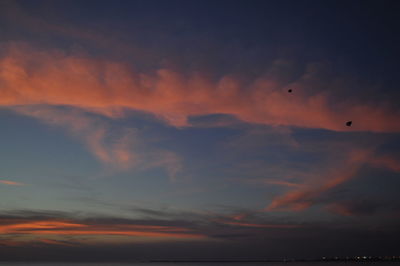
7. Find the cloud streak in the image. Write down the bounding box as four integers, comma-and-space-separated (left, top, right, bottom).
266, 149, 400, 212
1, 206, 399, 260
0, 180, 25, 186
0, 219, 205, 243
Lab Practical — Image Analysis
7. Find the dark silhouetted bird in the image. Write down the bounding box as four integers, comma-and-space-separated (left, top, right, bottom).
346, 121, 352, 127
288, 89, 292, 93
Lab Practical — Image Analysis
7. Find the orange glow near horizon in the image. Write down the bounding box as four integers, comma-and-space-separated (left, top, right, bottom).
31, 230, 204, 239
0, 220, 206, 244
0, 180, 25, 186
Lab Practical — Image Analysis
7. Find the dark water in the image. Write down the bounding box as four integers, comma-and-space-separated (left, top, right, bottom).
0, 262, 399, 266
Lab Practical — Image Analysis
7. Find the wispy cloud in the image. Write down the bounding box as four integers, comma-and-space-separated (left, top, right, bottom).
1, 206, 399, 260
0, 207, 305, 247
13, 106, 137, 170
38, 238, 77, 247
0, 180, 25, 186
368, 155, 400, 173
243, 178, 305, 188
12, 105, 182, 177
265, 149, 400, 212
0, 219, 206, 244
215, 219, 300, 229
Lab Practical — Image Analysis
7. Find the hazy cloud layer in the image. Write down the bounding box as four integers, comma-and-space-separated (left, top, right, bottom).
1, 207, 399, 260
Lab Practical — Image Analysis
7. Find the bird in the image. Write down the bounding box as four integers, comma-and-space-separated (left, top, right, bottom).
346, 121, 352, 127
288, 89, 292, 93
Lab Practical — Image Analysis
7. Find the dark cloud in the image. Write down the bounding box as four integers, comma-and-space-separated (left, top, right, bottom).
1, 207, 400, 261
1, 224, 400, 261
327, 200, 384, 216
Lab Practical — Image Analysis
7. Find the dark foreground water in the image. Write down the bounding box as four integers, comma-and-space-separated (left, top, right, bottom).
1, 262, 400, 266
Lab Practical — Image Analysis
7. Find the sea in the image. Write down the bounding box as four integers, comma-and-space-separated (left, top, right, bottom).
0, 262, 399, 266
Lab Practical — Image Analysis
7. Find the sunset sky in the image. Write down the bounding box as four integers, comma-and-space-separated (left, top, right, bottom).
1, 0, 400, 261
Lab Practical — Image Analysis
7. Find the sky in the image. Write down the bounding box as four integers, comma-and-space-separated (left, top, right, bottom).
0, 0, 400, 261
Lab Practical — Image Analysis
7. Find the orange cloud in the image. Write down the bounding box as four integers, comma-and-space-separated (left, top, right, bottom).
0, 240, 26, 247
258, 179, 305, 188
0, 221, 85, 233
38, 238, 77, 247
265, 149, 400, 212
326, 203, 355, 216
231, 213, 248, 221
215, 212, 300, 228
0, 220, 206, 243
265, 171, 356, 212
217, 220, 300, 229
368, 155, 400, 173
266, 149, 373, 211
0, 180, 25, 186
31, 230, 203, 239
0, 43, 399, 133
1, 43, 397, 182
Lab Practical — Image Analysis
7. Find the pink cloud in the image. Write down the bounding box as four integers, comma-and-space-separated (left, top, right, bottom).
0, 43, 399, 133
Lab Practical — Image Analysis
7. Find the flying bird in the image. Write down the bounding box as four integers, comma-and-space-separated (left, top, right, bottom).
346, 121, 352, 127
288, 89, 292, 93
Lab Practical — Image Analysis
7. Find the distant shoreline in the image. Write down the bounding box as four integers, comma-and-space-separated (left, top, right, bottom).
1, 257, 400, 263
150, 257, 400, 263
